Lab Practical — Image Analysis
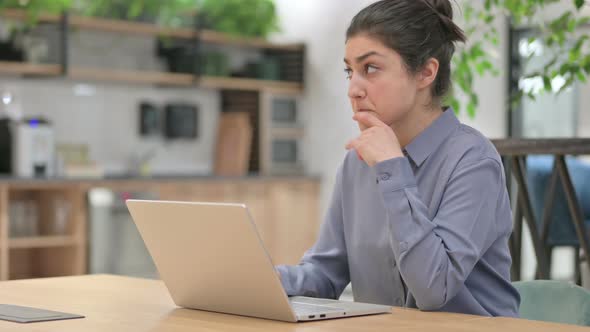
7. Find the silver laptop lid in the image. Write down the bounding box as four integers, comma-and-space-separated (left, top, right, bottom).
126, 200, 297, 322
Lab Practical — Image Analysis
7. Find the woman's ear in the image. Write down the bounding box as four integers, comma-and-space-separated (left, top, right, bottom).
417, 58, 439, 90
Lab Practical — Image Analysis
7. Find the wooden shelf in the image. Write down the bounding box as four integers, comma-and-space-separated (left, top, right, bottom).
0, 8, 60, 23
0, 61, 62, 77
9, 235, 78, 249
0, 63, 303, 92
0, 9, 304, 91
199, 30, 303, 51
68, 67, 303, 92
200, 76, 303, 94
0, 9, 304, 51
69, 67, 195, 86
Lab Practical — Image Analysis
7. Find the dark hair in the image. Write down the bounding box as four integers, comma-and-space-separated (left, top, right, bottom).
346, 0, 466, 101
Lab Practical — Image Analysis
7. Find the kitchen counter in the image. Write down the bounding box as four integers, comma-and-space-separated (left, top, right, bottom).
0, 175, 321, 280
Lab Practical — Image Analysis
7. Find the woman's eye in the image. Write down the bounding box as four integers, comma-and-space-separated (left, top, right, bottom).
366, 65, 378, 74
344, 68, 353, 79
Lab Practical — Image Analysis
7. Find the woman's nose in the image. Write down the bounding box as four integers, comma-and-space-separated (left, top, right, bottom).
348, 75, 367, 99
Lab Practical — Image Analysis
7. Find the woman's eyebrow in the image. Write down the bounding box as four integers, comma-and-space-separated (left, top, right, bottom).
344, 51, 385, 64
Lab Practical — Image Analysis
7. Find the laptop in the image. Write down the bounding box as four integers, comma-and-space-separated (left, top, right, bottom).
126, 200, 392, 322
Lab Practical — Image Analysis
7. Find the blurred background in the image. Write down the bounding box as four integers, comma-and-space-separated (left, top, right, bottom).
0, 0, 589, 297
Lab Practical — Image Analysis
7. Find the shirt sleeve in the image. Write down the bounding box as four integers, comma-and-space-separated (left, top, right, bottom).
373, 156, 503, 310
275, 165, 350, 299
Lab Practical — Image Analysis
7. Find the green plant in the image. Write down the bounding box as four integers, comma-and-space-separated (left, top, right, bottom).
0, 0, 72, 25
448, 0, 590, 118
0, 0, 198, 28
76, 0, 197, 28
196, 0, 279, 38
0, 0, 280, 36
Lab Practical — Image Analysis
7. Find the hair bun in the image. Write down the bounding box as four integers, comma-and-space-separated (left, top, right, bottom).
427, 0, 454, 19
423, 0, 466, 43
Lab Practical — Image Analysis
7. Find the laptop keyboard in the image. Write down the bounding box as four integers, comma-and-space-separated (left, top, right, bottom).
290, 302, 344, 315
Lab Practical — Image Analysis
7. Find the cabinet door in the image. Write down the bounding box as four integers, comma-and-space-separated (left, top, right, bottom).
158, 180, 320, 266
159, 182, 239, 203
235, 182, 274, 259
268, 181, 320, 265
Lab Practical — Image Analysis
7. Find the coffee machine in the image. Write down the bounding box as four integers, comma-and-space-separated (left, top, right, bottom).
0, 118, 55, 177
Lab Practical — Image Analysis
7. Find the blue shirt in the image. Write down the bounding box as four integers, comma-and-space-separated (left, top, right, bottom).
277, 109, 520, 317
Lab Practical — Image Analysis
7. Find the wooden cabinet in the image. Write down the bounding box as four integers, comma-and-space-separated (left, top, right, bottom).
158, 179, 320, 265
0, 177, 320, 280
0, 184, 87, 280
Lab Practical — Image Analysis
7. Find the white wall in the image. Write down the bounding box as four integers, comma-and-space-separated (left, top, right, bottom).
0, 27, 221, 175
0, 78, 220, 175
579, 81, 590, 137
273, 0, 374, 216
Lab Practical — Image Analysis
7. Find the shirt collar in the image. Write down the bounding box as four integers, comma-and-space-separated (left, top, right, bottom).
403, 108, 460, 168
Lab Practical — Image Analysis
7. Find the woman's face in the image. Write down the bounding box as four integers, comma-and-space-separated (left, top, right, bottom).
344, 35, 419, 131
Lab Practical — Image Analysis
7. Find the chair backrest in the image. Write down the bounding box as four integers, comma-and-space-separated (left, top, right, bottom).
526, 155, 590, 246
513, 280, 590, 326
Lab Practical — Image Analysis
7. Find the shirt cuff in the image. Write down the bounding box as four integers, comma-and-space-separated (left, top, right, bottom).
373, 157, 417, 193
275, 265, 296, 295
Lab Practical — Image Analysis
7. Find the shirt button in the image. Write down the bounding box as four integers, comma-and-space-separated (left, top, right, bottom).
380, 173, 391, 181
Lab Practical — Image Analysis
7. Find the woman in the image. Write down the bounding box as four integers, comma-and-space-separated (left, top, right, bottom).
276, 0, 520, 317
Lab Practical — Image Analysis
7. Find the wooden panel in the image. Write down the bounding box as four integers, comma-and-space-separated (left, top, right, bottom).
36, 247, 80, 278
8, 248, 35, 280
200, 76, 303, 94
69, 67, 194, 86
4, 186, 86, 278
221, 91, 260, 173
8, 236, 78, 249
235, 183, 274, 257
158, 180, 320, 265
69, 188, 87, 275
0, 61, 62, 76
492, 138, 590, 156
67, 68, 302, 92
214, 113, 253, 176
37, 190, 56, 236
0, 9, 60, 23
9, 247, 78, 279
268, 180, 320, 265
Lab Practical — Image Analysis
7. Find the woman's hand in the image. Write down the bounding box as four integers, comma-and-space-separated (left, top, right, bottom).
345, 112, 404, 167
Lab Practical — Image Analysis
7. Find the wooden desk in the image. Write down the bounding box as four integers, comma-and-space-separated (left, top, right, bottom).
0, 275, 587, 331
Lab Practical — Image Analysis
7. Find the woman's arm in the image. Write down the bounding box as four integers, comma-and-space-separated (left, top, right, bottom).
275, 165, 351, 299
375, 156, 504, 310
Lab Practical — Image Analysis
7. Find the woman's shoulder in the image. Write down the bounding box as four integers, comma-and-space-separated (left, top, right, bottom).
446, 123, 503, 168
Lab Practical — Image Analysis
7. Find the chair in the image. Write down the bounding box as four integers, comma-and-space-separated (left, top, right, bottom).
514, 280, 590, 326
526, 155, 590, 282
